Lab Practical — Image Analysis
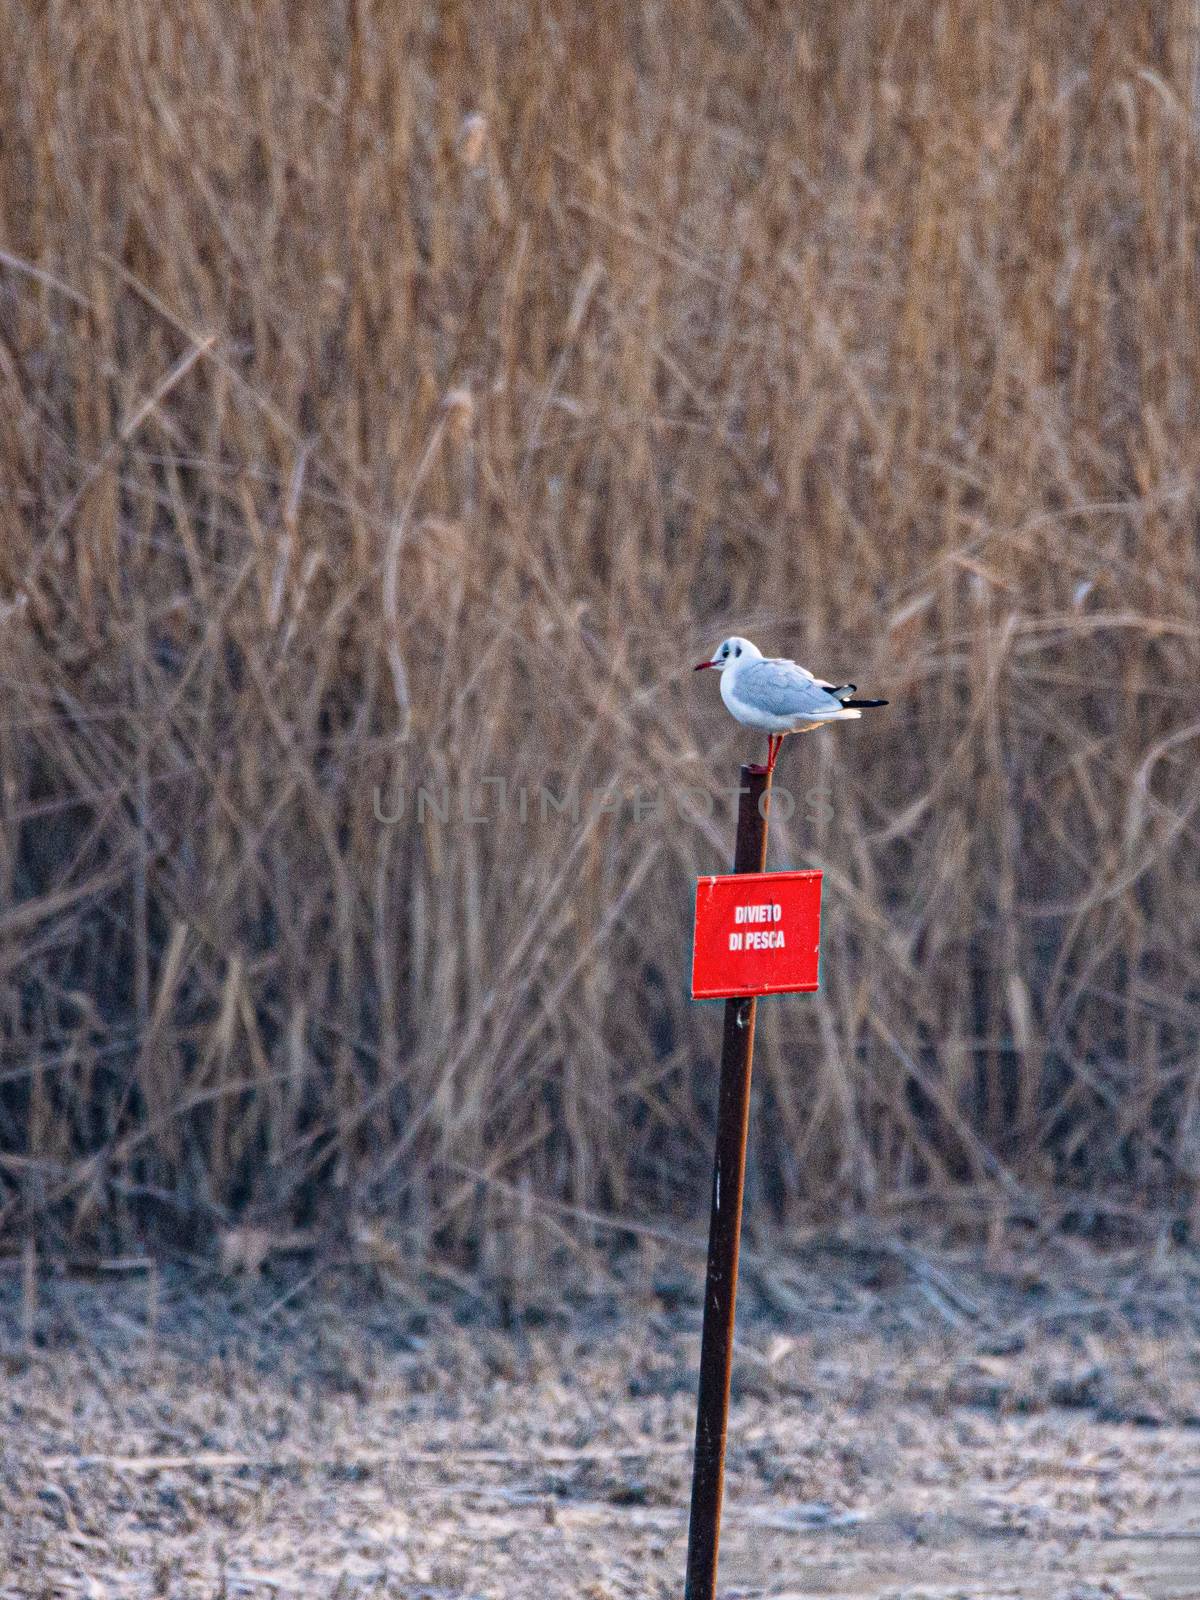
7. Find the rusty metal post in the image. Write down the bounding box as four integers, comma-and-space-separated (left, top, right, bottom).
684, 762, 772, 1600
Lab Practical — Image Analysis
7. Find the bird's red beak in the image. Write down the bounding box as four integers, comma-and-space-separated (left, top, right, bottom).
693, 659, 715, 671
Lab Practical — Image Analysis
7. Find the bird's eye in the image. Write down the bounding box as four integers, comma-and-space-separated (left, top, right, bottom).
722, 645, 729, 656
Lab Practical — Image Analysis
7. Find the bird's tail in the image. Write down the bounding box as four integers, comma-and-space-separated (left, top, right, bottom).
829, 683, 888, 709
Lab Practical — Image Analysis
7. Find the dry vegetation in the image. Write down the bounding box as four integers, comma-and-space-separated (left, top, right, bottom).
2, 2, 1200, 1262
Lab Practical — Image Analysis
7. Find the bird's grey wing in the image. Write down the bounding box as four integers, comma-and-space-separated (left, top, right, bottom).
766, 657, 838, 690
740, 659, 839, 716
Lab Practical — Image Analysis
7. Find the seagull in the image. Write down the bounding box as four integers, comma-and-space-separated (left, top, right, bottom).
694, 636, 887, 774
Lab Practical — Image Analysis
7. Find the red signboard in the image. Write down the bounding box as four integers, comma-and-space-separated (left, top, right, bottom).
691, 870, 822, 1000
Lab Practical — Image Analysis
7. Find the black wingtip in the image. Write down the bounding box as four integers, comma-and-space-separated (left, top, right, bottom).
844, 697, 888, 708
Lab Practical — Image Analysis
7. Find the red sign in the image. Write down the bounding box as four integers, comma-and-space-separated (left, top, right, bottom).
691, 870, 822, 1000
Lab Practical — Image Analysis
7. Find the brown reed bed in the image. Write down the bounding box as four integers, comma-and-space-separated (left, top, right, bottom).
0, 2, 1199, 1265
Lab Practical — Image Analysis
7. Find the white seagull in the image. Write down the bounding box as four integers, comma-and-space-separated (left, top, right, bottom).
694, 635, 887, 774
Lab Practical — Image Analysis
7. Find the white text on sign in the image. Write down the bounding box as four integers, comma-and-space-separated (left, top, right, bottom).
729, 929, 785, 950
729, 903, 785, 951
734, 903, 782, 924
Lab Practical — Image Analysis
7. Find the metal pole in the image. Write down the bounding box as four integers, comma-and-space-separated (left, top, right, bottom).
684, 761, 772, 1600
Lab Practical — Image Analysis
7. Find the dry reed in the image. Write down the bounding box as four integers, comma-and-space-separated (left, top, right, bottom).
1, 2, 1199, 1265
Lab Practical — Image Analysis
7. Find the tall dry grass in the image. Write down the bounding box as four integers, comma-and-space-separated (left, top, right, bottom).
2, 2, 1200, 1266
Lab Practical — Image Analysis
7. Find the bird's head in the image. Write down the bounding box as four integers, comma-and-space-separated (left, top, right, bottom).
693, 636, 762, 673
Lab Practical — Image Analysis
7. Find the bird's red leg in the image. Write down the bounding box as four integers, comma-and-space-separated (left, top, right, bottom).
747, 736, 770, 776
750, 736, 780, 778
